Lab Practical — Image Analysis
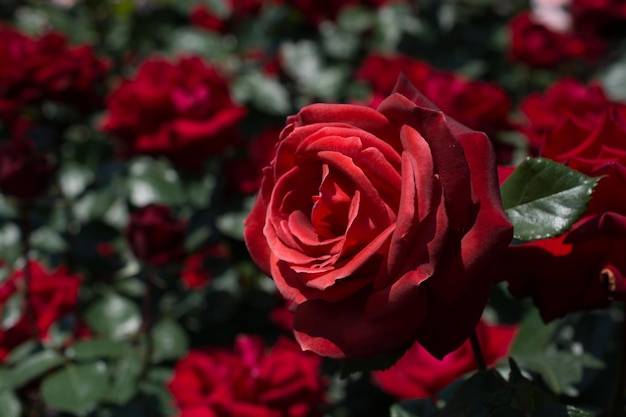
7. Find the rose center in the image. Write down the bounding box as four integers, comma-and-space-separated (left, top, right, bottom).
310, 164, 355, 238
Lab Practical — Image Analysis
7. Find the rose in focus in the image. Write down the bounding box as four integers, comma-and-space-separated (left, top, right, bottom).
244, 77, 513, 360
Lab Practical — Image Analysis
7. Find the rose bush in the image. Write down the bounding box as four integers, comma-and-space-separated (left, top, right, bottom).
244, 77, 513, 360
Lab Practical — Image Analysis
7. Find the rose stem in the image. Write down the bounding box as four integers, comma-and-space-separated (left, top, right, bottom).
608, 304, 626, 417
19, 203, 39, 341
469, 328, 486, 372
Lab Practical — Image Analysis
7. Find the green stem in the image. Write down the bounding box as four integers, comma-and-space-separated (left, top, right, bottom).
19, 203, 39, 341
470, 328, 486, 372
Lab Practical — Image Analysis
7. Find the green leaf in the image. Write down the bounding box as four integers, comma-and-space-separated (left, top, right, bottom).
151, 318, 189, 363
233, 73, 291, 115
1, 293, 22, 330
84, 292, 141, 340
105, 345, 142, 405
500, 158, 599, 241
0, 390, 21, 417
510, 310, 560, 356
127, 158, 186, 207
512, 352, 604, 395
441, 370, 510, 417
41, 362, 109, 416
5, 341, 38, 365
68, 340, 128, 361
10, 349, 65, 388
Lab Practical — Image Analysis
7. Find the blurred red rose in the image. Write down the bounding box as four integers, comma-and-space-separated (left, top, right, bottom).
168, 335, 326, 417
181, 245, 230, 289
355, 53, 513, 162
0, 25, 108, 129
504, 113, 626, 320
508, 12, 605, 68
244, 77, 512, 361
0, 138, 53, 200
126, 204, 186, 266
372, 320, 517, 399
277, 0, 402, 25
0, 261, 81, 360
227, 127, 281, 195
102, 56, 246, 172
355, 53, 432, 99
572, 0, 626, 30
189, 4, 226, 32
519, 78, 625, 150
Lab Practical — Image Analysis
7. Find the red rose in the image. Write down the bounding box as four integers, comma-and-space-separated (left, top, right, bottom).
420, 71, 511, 136
181, 245, 230, 289
276, 0, 401, 25
190, 4, 226, 32
126, 204, 186, 266
0, 25, 108, 128
519, 78, 624, 150
244, 77, 513, 360
102, 56, 246, 172
0, 261, 81, 360
372, 320, 517, 399
0, 138, 54, 200
504, 115, 626, 320
355, 53, 513, 162
355, 53, 432, 98
508, 12, 605, 68
168, 335, 326, 417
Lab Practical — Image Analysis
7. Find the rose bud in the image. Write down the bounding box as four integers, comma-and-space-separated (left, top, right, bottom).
0, 138, 53, 200
125, 204, 186, 266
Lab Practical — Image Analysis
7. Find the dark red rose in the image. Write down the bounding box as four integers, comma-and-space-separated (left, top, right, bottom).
420, 71, 511, 136
126, 204, 186, 266
508, 12, 605, 68
276, 0, 402, 25
519, 78, 624, 149
0, 25, 108, 128
372, 320, 517, 399
101, 56, 246, 172
190, 0, 262, 32
355, 53, 432, 98
0, 138, 53, 200
168, 335, 326, 417
0, 261, 81, 360
504, 114, 626, 321
572, 0, 626, 30
190, 4, 226, 32
244, 76, 513, 360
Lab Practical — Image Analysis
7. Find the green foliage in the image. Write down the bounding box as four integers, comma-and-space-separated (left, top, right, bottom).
500, 158, 600, 241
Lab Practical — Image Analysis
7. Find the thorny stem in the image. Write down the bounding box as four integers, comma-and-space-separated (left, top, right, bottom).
470, 328, 486, 372
19, 203, 39, 341
609, 304, 626, 417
